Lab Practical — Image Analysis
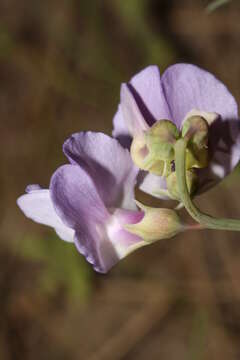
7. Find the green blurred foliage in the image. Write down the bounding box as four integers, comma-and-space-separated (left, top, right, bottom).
188, 308, 209, 360
207, 0, 232, 13
114, 0, 176, 68
20, 233, 92, 302
0, 25, 14, 59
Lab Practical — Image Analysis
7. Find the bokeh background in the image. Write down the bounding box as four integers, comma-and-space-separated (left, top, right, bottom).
1, 0, 240, 359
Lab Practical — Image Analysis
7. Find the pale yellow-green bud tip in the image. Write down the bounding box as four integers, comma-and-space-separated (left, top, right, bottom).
130, 134, 165, 176
130, 120, 179, 177
181, 115, 209, 169
146, 120, 179, 161
166, 170, 197, 201
125, 201, 185, 242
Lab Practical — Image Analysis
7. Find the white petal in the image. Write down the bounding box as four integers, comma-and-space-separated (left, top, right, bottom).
17, 189, 74, 242
182, 109, 219, 127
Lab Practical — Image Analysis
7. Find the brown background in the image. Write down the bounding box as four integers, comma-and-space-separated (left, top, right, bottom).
1, 0, 240, 359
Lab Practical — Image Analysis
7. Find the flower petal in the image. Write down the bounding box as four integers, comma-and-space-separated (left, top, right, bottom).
113, 66, 171, 141
138, 172, 170, 200
206, 116, 240, 180
161, 63, 239, 127
74, 228, 120, 273
50, 165, 145, 273
120, 84, 149, 136
75, 209, 146, 273
182, 109, 220, 127
129, 65, 171, 122
50, 164, 119, 272
162, 64, 240, 181
63, 132, 138, 210
17, 188, 74, 242
50, 164, 108, 229
112, 105, 132, 148
105, 209, 146, 259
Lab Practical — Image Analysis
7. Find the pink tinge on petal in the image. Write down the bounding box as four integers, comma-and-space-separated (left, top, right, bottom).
75, 208, 145, 273
112, 208, 144, 225
106, 209, 146, 260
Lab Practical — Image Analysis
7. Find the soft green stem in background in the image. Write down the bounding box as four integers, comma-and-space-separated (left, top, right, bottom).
206, 0, 232, 13
175, 138, 240, 231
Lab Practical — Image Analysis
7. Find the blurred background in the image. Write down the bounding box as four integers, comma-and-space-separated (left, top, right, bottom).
1, 0, 240, 358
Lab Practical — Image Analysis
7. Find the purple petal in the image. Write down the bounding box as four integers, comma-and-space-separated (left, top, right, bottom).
50, 164, 109, 229
197, 132, 240, 188
112, 106, 132, 148
113, 64, 240, 197
113, 66, 171, 141
74, 228, 120, 273
26, 184, 42, 192
129, 65, 171, 122
75, 208, 145, 273
17, 188, 74, 242
161, 63, 238, 128
50, 165, 145, 273
120, 84, 149, 136
161, 64, 239, 180
132, 64, 240, 184
63, 132, 138, 210
50, 164, 118, 272
206, 116, 240, 180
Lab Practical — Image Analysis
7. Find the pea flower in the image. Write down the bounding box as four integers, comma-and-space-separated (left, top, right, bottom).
113, 64, 240, 199
17, 132, 184, 273
17, 64, 240, 272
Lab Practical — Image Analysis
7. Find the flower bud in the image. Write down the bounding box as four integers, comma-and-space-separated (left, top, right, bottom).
182, 109, 219, 126
130, 120, 179, 177
130, 133, 165, 176
182, 115, 208, 146
124, 201, 185, 242
181, 115, 209, 169
146, 120, 180, 161
166, 170, 197, 201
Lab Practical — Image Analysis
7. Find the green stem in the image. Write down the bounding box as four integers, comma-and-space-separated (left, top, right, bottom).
175, 138, 240, 231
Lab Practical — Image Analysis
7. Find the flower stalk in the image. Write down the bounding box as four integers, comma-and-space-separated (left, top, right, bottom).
175, 138, 240, 231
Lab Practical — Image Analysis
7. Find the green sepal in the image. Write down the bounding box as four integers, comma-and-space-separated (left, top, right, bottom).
145, 120, 180, 161
182, 116, 209, 169
125, 201, 185, 242
166, 169, 198, 201
182, 115, 209, 148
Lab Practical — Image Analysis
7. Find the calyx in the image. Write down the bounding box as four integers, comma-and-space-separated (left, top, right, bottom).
130, 115, 210, 200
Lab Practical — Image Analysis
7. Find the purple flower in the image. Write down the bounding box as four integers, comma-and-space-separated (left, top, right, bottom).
18, 63, 238, 272
18, 132, 147, 273
113, 64, 240, 198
